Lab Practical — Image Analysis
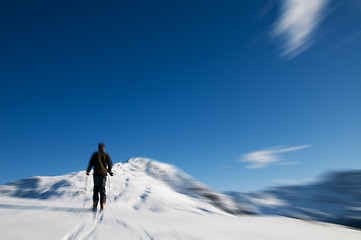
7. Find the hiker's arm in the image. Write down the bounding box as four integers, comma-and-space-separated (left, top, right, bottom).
107, 154, 113, 175
86, 154, 95, 174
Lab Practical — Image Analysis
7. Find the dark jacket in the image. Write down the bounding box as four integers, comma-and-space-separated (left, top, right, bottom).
87, 151, 113, 176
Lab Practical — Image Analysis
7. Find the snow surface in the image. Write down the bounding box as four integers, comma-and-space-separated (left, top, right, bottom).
0, 157, 360, 240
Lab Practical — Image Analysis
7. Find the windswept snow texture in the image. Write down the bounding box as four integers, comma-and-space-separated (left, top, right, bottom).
0, 158, 249, 215
0, 158, 360, 240
226, 170, 361, 230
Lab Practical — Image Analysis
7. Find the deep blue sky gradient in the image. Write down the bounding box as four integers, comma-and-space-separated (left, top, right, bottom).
1, 0, 360, 191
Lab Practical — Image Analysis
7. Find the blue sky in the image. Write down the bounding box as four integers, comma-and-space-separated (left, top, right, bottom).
1, 0, 360, 192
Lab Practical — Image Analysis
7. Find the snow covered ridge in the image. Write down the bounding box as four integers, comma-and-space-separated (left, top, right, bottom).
225, 170, 361, 229
1, 158, 360, 230
122, 158, 253, 214
0, 157, 252, 215
1, 158, 361, 239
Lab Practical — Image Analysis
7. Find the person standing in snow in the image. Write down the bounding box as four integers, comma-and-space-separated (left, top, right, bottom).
86, 142, 113, 211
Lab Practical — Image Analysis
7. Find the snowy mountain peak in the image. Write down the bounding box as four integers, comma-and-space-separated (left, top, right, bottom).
123, 157, 152, 165
0, 157, 252, 215
118, 157, 254, 214
1, 161, 360, 239
122, 157, 200, 190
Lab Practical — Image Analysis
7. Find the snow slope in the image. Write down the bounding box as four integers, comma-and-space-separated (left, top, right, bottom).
226, 170, 361, 229
0, 157, 360, 240
0, 158, 249, 215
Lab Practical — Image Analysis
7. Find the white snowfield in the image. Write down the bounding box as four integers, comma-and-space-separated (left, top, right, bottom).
0, 157, 360, 240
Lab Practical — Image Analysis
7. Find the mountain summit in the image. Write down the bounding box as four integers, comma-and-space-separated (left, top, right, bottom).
0, 157, 251, 215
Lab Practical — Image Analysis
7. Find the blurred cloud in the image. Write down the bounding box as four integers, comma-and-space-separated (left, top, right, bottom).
256, 0, 276, 22
271, 0, 329, 58
273, 179, 297, 184
273, 177, 316, 185
240, 145, 311, 169
277, 161, 301, 166
337, 30, 361, 47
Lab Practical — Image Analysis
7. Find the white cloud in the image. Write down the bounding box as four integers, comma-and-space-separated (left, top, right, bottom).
272, 0, 329, 58
240, 145, 311, 169
273, 179, 297, 184
273, 177, 316, 185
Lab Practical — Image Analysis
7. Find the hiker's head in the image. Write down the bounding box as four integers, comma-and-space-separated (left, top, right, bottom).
98, 142, 105, 152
